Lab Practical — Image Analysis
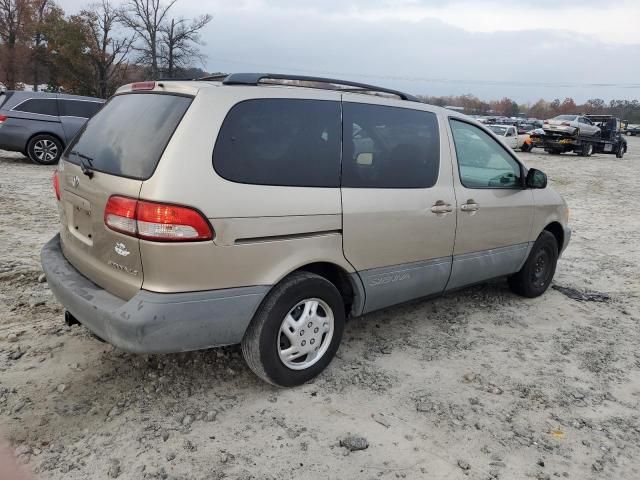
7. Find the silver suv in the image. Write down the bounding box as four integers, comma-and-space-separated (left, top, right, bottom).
0, 91, 104, 164
41, 74, 570, 386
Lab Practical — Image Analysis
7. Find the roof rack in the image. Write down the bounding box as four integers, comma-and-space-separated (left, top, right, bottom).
220, 73, 420, 102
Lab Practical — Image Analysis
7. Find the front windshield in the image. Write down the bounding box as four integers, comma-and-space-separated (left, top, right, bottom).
488, 125, 508, 136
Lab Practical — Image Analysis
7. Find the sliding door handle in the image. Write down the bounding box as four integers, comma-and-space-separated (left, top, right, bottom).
431, 200, 453, 214
461, 201, 479, 212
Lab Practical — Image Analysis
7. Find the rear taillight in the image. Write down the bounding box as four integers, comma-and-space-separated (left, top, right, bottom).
543, 120, 549, 124
104, 195, 213, 242
52, 170, 60, 201
104, 196, 137, 236
0, 114, 7, 124
561, 122, 571, 126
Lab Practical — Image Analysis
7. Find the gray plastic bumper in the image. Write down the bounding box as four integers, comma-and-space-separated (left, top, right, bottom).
41, 234, 269, 353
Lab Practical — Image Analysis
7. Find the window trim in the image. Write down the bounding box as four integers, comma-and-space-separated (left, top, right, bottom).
448, 116, 525, 190
341, 101, 441, 189
11, 97, 59, 118
212, 97, 343, 188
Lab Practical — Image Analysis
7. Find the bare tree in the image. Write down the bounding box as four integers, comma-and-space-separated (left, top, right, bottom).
119, 0, 177, 79
160, 14, 211, 78
80, 0, 134, 97
31, 0, 50, 91
0, 0, 34, 89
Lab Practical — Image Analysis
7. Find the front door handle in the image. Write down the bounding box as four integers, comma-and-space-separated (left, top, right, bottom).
461, 200, 479, 212
431, 200, 453, 214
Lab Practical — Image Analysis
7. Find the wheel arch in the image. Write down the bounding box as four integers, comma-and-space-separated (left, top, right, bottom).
278, 262, 365, 318
543, 221, 564, 251
27, 131, 66, 149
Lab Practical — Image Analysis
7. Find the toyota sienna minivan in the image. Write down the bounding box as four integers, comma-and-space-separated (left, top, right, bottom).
41, 73, 570, 387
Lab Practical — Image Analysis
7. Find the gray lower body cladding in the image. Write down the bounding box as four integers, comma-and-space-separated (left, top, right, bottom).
41, 234, 268, 353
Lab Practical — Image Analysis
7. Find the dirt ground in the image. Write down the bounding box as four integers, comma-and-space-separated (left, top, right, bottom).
0, 138, 639, 480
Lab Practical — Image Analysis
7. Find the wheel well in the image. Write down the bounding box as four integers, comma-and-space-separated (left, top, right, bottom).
544, 222, 564, 251
292, 262, 357, 317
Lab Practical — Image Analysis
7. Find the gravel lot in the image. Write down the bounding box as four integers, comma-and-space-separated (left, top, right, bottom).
1, 139, 639, 480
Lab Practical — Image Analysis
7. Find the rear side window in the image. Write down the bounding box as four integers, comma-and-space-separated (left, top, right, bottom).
13, 98, 58, 116
65, 93, 191, 180
213, 99, 341, 187
342, 103, 440, 188
60, 100, 102, 118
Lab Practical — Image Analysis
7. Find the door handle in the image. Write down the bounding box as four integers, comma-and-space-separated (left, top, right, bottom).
461, 200, 479, 212
431, 201, 453, 214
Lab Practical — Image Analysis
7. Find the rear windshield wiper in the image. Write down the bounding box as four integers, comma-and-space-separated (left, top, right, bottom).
70, 150, 94, 179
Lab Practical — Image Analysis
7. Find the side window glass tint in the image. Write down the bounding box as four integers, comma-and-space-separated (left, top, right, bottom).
13, 99, 58, 116
213, 99, 341, 187
61, 100, 102, 118
342, 103, 440, 188
449, 119, 522, 189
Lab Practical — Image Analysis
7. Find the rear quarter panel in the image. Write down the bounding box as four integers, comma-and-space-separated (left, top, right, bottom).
138, 85, 352, 293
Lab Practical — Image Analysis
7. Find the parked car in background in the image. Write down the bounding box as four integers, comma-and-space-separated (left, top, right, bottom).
625, 124, 640, 136
487, 124, 533, 151
0, 91, 104, 165
41, 73, 570, 387
543, 114, 601, 138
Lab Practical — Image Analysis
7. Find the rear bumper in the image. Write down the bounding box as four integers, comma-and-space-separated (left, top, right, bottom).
41, 234, 269, 353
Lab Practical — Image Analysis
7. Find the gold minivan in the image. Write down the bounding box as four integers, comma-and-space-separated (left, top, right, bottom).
41, 74, 570, 386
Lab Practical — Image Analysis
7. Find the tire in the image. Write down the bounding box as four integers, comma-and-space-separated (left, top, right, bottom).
241, 272, 345, 387
616, 143, 625, 159
581, 143, 593, 157
508, 231, 558, 298
27, 134, 63, 165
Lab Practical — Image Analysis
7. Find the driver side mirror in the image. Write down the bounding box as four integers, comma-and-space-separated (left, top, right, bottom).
525, 168, 547, 189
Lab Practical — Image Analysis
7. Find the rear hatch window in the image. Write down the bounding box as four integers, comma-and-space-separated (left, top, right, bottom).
64, 93, 192, 180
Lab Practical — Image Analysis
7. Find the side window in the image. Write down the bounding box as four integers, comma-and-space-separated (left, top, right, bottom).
342, 103, 439, 188
61, 100, 103, 118
449, 119, 522, 189
213, 99, 341, 187
13, 98, 58, 116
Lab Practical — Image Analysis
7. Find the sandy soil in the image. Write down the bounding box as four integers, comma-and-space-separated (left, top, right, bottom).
0, 139, 639, 480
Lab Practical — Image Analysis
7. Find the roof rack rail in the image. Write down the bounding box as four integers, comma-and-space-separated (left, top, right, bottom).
221, 73, 420, 102
198, 73, 229, 82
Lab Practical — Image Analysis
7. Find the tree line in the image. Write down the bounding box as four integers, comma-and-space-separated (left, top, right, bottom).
0, 0, 211, 98
418, 94, 640, 123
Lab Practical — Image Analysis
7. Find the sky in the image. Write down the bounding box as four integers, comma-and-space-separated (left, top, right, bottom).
64, 0, 640, 103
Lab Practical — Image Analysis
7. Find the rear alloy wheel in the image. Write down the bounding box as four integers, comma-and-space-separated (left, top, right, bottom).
508, 231, 558, 298
242, 272, 345, 387
27, 134, 63, 165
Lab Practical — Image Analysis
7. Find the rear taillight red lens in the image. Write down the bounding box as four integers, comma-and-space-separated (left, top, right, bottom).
0, 114, 7, 124
104, 196, 137, 236
52, 170, 60, 201
104, 195, 213, 242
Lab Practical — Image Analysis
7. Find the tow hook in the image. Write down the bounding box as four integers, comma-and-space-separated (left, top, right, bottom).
64, 310, 80, 327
